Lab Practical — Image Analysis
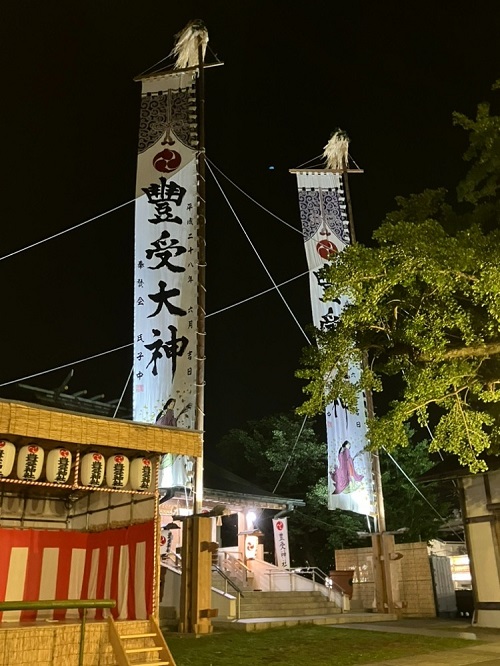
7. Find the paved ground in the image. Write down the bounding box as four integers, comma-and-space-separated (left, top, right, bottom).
327, 618, 500, 665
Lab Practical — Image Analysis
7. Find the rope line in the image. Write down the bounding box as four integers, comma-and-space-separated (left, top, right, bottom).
206, 158, 303, 236
135, 53, 174, 79
112, 366, 134, 418
294, 153, 324, 169
206, 160, 311, 345
0, 267, 313, 390
383, 448, 464, 542
0, 197, 137, 263
206, 270, 310, 318
272, 415, 309, 494
0, 343, 133, 388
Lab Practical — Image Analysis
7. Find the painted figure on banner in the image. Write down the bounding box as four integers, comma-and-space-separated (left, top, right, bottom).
330, 440, 364, 494
156, 398, 192, 427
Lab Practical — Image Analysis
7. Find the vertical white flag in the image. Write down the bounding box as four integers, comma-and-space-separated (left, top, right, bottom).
273, 518, 290, 569
295, 171, 376, 516
133, 71, 199, 489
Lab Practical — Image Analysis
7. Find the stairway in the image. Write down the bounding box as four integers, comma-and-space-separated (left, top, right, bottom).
108, 616, 176, 666
212, 567, 253, 593
239, 590, 341, 619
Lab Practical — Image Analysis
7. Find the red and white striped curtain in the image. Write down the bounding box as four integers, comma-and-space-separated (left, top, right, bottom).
0, 522, 154, 622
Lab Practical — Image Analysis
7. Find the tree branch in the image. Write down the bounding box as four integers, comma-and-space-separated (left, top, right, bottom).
419, 341, 500, 362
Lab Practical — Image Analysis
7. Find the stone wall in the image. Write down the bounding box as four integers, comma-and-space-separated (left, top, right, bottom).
335, 541, 436, 617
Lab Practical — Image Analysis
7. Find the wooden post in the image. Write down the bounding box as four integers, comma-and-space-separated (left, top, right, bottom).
194, 38, 207, 515
179, 515, 216, 633
343, 162, 392, 613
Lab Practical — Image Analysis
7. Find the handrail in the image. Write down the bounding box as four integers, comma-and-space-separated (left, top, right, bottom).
253, 564, 347, 611
0, 598, 116, 666
0, 599, 115, 611
162, 551, 182, 567
220, 551, 252, 573
212, 565, 245, 597
212, 565, 244, 619
292, 566, 347, 597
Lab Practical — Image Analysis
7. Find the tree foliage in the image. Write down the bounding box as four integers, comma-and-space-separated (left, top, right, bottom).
298, 82, 500, 472
215, 413, 455, 570
216, 412, 367, 570
216, 412, 326, 495
380, 439, 456, 543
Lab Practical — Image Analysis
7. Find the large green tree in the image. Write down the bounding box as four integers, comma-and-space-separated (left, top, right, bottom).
298, 82, 500, 472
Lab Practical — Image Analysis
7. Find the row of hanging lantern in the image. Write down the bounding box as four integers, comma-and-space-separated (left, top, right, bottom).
0, 440, 153, 491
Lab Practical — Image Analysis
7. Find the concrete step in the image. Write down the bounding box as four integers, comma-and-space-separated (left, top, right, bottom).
241, 599, 337, 610
239, 606, 341, 618
244, 590, 324, 597
214, 611, 399, 632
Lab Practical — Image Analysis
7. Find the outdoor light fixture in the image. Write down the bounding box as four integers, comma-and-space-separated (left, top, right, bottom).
246, 510, 257, 530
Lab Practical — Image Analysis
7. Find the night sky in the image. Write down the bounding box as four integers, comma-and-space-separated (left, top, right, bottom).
2, 2, 499, 454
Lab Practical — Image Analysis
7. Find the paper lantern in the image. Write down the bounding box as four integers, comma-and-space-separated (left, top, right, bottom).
0, 440, 16, 477
245, 535, 259, 561
80, 452, 105, 487
130, 457, 153, 491
106, 454, 130, 488
46, 447, 72, 484
17, 444, 44, 481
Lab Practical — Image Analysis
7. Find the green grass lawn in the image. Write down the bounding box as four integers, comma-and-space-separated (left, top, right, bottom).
166, 624, 474, 666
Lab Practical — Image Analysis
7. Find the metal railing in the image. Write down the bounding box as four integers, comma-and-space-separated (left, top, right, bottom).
292, 566, 347, 608
211, 565, 244, 619
0, 599, 116, 666
246, 562, 347, 611
217, 551, 253, 589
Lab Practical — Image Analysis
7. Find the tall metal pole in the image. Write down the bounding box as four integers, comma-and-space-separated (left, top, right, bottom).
342, 168, 386, 533
194, 39, 207, 514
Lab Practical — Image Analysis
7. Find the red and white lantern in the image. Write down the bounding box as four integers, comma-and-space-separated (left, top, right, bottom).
17, 444, 44, 481
0, 440, 16, 477
130, 458, 153, 491
80, 452, 105, 486
244, 535, 259, 561
106, 454, 130, 488
160, 534, 168, 556
46, 447, 72, 484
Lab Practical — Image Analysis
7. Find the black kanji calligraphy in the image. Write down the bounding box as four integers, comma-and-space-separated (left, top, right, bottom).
147, 280, 187, 317
142, 177, 186, 225
144, 326, 188, 379
146, 230, 186, 272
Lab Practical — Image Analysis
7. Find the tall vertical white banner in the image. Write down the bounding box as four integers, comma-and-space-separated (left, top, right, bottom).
134, 72, 199, 489
295, 172, 375, 516
272, 518, 290, 569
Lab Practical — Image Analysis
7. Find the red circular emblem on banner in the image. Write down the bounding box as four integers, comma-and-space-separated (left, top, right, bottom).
114, 455, 124, 463
60, 449, 69, 457
276, 520, 284, 531
316, 240, 338, 259
28, 445, 39, 454
160, 536, 166, 546
143, 459, 151, 466
0, 441, 5, 448
153, 149, 182, 173
93, 453, 102, 462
